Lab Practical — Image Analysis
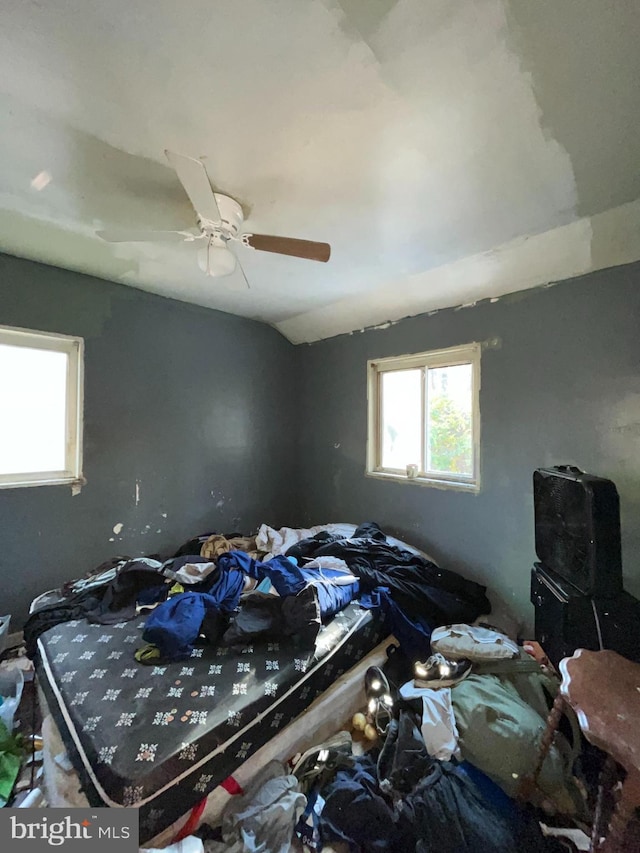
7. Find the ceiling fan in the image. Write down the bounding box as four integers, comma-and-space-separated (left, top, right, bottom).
96, 150, 331, 288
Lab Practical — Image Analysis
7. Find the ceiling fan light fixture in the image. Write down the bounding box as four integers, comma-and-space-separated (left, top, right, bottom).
96, 150, 330, 290
197, 244, 237, 277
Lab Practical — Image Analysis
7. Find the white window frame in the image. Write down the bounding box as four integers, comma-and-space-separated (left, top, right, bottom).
366, 342, 481, 491
0, 325, 84, 489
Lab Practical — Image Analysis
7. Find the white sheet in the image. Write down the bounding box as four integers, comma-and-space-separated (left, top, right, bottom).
256, 522, 433, 562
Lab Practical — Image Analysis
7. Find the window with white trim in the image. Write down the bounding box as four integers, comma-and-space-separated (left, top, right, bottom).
0, 325, 84, 488
367, 343, 480, 490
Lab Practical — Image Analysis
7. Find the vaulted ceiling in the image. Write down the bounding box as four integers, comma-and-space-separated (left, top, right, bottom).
1, 1, 639, 342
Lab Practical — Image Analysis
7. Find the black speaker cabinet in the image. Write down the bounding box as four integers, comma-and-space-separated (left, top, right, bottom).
531, 564, 640, 668
533, 466, 623, 596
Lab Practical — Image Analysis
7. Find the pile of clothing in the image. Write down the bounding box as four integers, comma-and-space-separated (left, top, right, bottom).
148, 621, 584, 852
137, 550, 361, 663
282, 523, 491, 660
386, 624, 581, 813
315, 712, 564, 852
24, 522, 492, 667
172, 702, 572, 853
23, 556, 170, 657
146, 761, 306, 853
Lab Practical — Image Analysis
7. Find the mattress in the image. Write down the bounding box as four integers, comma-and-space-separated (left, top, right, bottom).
37, 600, 385, 841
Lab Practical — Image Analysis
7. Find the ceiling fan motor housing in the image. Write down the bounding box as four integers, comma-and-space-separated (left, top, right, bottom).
198, 194, 244, 238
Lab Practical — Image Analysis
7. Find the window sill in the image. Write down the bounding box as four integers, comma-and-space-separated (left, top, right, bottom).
365, 469, 480, 493
0, 475, 85, 491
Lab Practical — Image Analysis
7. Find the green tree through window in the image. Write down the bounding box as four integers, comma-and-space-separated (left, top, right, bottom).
428, 394, 472, 474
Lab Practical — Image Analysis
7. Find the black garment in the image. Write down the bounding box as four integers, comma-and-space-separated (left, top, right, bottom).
199, 610, 230, 646
381, 642, 415, 690
320, 753, 402, 852
23, 590, 103, 659
23, 559, 168, 657
353, 521, 387, 541
172, 533, 216, 558
85, 558, 167, 624
285, 531, 346, 562
320, 709, 561, 853
363, 563, 490, 626
222, 587, 321, 647
62, 557, 130, 597
287, 529, 490, 626
397, 762, 548, 853
377, 710, 433, 796
172, 531, 244, 558
163, 555, 213, 573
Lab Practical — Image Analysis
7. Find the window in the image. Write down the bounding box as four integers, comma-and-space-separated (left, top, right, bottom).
367, 343, 480, 490
0, 325, 84, 488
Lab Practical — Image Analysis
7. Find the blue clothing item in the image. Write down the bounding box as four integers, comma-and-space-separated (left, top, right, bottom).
218, 551, 264, 581
457, 761, 515, 823
203, 567, 246, 613
320, 753, 403, 851
457, 760, 560, 844
218, 552, 359, 619
137, 584, 169, 606
295, 786, 324, 851
360, 587, 433, 659
142, 569, 245, 659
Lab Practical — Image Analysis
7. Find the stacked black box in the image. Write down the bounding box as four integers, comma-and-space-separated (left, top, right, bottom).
530, 466, 640, 668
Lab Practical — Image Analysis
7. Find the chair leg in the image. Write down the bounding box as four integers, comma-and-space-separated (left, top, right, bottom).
591, 755, 616, 852
601, 769, 640, 853
517, 691, 565, 801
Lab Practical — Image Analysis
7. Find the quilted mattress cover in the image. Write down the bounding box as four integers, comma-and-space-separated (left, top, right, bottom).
37, 601, 385, 840
35, 523, 426, 840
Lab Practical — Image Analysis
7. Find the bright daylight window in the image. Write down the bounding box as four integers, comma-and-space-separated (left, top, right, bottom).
0, 325, 84, 488
367, 343, 480, 490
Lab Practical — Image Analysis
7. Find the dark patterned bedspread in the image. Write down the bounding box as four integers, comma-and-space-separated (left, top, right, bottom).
37, 601, 384, 841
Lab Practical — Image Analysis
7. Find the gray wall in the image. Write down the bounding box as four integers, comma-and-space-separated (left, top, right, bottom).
4, 251, 640, 634
0, 254, 297, 627
296, 262, 640, 632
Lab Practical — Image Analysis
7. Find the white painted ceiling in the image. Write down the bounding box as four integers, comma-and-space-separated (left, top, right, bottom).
1, 0, 639, 343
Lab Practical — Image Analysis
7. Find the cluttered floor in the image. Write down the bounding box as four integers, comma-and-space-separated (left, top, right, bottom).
1, 522, 638, 851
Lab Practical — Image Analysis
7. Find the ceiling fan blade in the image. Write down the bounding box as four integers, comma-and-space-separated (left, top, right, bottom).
97, 229, 197, 243
165, 150, 221, 223
244, 234, 331, 263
